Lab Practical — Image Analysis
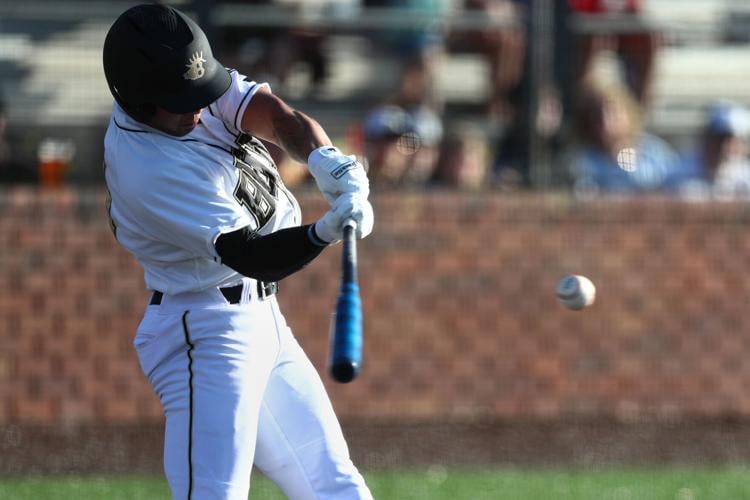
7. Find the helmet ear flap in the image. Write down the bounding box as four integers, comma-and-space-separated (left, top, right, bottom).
109, 84, 156, 123
131, 103, 157, 123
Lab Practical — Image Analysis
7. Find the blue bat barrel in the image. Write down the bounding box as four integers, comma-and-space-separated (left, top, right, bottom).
329, 222, 362, 383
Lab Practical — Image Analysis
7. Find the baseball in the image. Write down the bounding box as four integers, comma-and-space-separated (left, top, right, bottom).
556, 275, 596, 311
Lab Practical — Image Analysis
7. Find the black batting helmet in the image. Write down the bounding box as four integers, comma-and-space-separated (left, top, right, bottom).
103, 3, 231, 122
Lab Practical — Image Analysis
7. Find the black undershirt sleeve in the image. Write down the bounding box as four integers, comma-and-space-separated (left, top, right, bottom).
215, 224, 327, 282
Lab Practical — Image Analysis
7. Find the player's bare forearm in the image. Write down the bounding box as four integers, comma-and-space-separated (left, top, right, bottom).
241, 89, 331, 163
272, 109, 332, 164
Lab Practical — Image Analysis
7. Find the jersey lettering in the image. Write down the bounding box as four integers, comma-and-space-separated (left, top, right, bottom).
232, 135, 279, 230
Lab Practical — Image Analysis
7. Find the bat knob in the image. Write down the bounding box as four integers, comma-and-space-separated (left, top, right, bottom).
331, 361, 359, 384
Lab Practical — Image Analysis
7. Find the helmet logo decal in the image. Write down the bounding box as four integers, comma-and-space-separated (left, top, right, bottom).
183, 51, 206, 81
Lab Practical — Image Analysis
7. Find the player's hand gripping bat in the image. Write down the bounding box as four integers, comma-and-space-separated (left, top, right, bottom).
329, 219, 362, 383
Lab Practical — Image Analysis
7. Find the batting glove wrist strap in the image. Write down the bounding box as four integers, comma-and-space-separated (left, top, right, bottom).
314, 193, 374, 244
308, 146, 370, 204
307, 224, 330, 247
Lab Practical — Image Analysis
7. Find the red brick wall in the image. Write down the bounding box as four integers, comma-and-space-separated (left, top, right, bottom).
3, 187, 750, 425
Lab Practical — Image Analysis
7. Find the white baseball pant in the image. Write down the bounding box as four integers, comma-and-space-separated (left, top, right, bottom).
133, 277, 372, 499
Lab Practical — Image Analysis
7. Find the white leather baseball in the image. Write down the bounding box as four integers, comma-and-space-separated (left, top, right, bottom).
556, 275, 596, 311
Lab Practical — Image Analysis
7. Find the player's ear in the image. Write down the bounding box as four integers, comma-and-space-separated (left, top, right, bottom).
129, 103, 156, 124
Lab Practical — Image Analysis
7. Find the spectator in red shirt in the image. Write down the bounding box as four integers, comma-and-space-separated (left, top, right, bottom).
570, 0, 641, 13
569, 0, 659, 107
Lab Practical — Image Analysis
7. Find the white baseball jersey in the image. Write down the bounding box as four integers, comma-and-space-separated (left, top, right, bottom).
105, 69, 372, 499
104, 70, 301, 294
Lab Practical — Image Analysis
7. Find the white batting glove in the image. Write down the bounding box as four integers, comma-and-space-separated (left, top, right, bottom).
311, 193, 374, 245
308, 146, 370, 204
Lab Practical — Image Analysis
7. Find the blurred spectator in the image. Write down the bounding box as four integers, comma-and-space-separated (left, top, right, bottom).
361, 102, 443, 187
0, 100, 8, 166
219, 0, 331, 97
218, 0, 336, 189
565, 82, 678, 197
0, 99, 37, 185
430, 124, 490, 190
447, 0, 527, 122
359, 1, 447, 188
362, 0, 447, 110
448, 0, 566, 189
569, 0, 660, 108
664, 101, 750, 200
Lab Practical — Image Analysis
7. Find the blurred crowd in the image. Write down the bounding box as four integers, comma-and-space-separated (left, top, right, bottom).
218, 0, 750, 200
2, 0, 750, 200
0, 99, 39, 185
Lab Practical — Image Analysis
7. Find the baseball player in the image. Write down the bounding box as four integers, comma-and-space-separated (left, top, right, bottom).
102, 4, 374, 499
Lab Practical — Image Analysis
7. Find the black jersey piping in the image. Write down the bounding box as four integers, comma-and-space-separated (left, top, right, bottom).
205, 92, 242, 140
178, 138, 233, 155
234, 87, 253, 132
181, 311, 195, 500
113, 117, 149, 133
113, 116, 233, 155
223, 119, 240, 139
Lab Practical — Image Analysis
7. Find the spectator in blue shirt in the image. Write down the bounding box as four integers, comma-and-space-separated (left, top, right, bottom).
565, 81, 678, 197
664, 101, 750, 201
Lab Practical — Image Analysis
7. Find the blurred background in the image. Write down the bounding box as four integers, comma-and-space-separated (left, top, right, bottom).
3, 0, 750, 498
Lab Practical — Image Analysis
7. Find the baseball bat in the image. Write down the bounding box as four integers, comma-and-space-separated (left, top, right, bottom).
329, 219, 363, 383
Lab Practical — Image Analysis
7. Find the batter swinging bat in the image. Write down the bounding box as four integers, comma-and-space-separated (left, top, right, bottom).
329, 219, 363, 383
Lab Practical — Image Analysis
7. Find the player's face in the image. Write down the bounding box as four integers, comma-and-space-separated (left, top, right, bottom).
151, 107, 203, 136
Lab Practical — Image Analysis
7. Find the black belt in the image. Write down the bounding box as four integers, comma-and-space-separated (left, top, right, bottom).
150, 281, 277, 306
